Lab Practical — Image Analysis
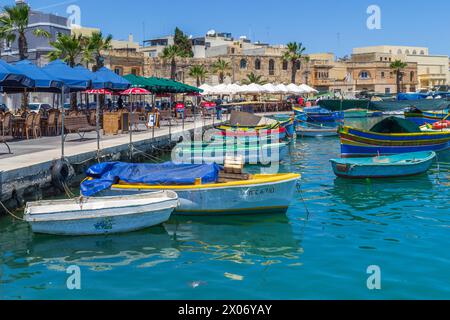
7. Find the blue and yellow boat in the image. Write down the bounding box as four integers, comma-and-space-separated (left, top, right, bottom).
404, 107, 449, 126
339, 117, 450, 157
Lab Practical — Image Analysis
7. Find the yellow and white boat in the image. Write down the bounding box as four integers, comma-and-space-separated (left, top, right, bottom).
108, 173, 300, 216
81, 162, 300, 216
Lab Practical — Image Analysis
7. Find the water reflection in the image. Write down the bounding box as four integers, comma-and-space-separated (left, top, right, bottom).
328, 173, 436, 211
165, 214, 304, 266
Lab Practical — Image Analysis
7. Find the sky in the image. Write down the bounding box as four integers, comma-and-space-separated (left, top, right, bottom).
7, 0, 450, 58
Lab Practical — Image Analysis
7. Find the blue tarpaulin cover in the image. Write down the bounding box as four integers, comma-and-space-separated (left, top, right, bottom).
80, 162, 221, 197
397, 93, 429, 101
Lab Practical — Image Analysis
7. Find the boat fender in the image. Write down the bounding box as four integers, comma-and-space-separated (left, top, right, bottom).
51, 159, 73, 191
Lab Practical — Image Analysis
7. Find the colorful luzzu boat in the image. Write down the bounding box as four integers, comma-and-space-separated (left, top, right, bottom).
173, 141, 288, 165
81, 162, 301, 216
404, 107, 449, 126
339, 117, 450, 157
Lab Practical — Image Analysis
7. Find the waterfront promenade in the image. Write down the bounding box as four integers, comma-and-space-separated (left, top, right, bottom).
0, 117, 218, 172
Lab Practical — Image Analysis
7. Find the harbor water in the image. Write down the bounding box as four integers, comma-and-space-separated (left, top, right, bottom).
1, 118, 449, 300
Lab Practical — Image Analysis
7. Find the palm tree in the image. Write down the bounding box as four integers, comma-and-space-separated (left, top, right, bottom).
188, 65, 208, 87
85, 32, 113, 71
212, 58, 231, 84
48, 33, 84, 67
390, 60, 408, 94
241, 72, 267, 85
302, 55, 311, 85
160, 45, 185, 80
0, 4, 50, 60
282, 42, 306, 84
48, 33, 84, 109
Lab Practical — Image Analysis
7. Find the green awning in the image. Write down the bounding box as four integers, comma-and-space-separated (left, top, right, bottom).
123, 74, 202, 93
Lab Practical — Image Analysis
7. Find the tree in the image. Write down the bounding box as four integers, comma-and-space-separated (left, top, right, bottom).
160, 45, 183, 80
48, 33, 84, 109
0, 4, 50, 110
390, 60, 408, 94
282, 42, 306, 84
212, 58, 231, 84
48, 33, 83, 67
173, 27, 193, 57
241, 72, 267, 85
0, 4, 50, 60
85, 31, 113, 71
188, 65, 208, 87
302, 55, 311, 85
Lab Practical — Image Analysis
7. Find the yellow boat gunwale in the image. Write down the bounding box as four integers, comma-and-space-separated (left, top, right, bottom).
341, 125, 450, 137
110, 173, 301, 191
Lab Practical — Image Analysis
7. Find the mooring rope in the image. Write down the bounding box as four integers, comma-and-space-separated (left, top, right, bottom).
0, 200, 25, 221
296, 180, 311, 220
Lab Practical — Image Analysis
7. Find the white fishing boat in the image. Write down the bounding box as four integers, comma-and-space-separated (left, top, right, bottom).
24, 191, 179, 236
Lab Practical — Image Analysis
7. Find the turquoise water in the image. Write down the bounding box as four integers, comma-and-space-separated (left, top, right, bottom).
1, 119, 450, 300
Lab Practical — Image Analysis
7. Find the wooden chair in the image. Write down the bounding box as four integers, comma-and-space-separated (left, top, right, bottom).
25, 113, 35, 140
33, 112, 42, 138
2, 112, 12, 136
159, 109, 175, 126
47, 110, 58, 136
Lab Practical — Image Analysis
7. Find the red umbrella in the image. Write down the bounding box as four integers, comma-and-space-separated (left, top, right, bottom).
120, 87, 150, 95
84, 89, 112, 95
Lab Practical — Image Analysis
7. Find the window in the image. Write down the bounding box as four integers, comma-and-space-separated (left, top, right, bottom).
282, 60, 288, 70
381, 71, 385, 78
231, 48, 235, 54
255, 59, 261, 70
269, 59, 275, 75
380, 57, 383, 62
114, 67, 123, 76
413, 50, 417, 55
359, 71, 370, 79
296, 60, 301, 70
131, 68, 139, 76
420, 50, 425, 55
240, 59, 247, 69
410, 71, 414, 82
385, 88, 391, 94
397, 49, 402, 54
405, 50, 410, 54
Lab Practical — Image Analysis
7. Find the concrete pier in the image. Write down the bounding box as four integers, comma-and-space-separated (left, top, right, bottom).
0, 117, 219, 213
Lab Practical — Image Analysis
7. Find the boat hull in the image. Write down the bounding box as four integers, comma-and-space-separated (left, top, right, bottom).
174, 143, 288, 165
339, 126, 450, 156
25, 191, 178, 236
28, 207, 174, 236
331, 151, 436, 178
106, 175, 300, 216
297, 127, 338, 137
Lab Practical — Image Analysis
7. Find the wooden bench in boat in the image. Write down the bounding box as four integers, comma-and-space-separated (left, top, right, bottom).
64, 116, 96, 140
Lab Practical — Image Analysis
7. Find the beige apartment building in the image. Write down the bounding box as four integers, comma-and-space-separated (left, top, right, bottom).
353, 45, 449, 89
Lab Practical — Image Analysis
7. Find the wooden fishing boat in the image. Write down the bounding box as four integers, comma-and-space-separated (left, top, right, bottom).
295, 106, 344, 123
173, 141, 288, 164
339, 117, 450, 156
81, 162, 301, 216
330, 151, 436, 179
24, 191, 179, 236
404, 107, 449, 125
297, 126, 338, 138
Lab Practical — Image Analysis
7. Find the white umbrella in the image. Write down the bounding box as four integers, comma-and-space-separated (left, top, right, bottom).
299, 84, 319, 94
199, 84, 213, 95
286, 83, 306, 94
275, 84, 289, 94
245, 83, 267, 94
226, 83, 242, 95
262, 83, 278, 94
209, 84, 228, 95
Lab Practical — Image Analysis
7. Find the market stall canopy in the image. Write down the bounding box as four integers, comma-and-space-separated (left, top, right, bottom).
286, 83, 306, 94
95, 67, 131, 91
262, 83, 278, 94
0, 59, 34, 89
123, 74, 202, 94
199, 84, 213, 95
299, 84, 318, 94
120, 87, 151, 95
42, 60, 91, 91
74, 65, 113, 90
